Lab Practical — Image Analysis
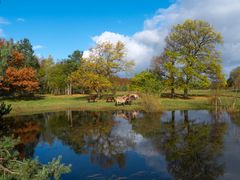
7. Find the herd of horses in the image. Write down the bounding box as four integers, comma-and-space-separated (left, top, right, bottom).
87, 94, 139, 106
114, 94, 139, 106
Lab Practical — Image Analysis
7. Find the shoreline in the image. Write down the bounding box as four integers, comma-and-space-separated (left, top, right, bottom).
1, 90, 239, 116
1, 94, 213, 116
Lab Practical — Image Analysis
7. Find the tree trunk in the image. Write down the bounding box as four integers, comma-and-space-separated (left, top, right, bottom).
94, 89, 101, 98
171, 88, 175, 98
66, 83, 72, 95
183, 88, 188, 98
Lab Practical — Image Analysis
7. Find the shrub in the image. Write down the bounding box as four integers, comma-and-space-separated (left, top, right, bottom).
139, 94, 162, 112
0, 102, 12, 118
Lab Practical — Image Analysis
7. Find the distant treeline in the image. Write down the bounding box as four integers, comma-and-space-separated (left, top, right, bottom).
0, 39, 133, 97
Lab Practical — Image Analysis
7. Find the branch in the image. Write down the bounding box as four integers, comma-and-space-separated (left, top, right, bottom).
0, 164, 20, 175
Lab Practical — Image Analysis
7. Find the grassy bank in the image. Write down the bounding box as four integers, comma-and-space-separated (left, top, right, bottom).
1, 90, 240, 116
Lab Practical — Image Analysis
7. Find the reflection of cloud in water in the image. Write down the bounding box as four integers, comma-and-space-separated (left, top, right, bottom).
161, 110, 227, 124
111, 116, 143, 144
112, 116, 166, 171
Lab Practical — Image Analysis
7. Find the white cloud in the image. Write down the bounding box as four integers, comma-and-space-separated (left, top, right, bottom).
92, 31, 156, 72
82, 50, 90, 59
0, 17, 10, 25
33, 45, 44, 50
90, 0, 240, 75
17, 18, 25, 22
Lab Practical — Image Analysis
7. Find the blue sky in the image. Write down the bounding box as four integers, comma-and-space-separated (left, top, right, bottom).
1, 0, 240, 74
0, 0, 172, 60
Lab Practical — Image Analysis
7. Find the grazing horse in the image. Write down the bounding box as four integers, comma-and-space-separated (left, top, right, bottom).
128, 94, 139, 100
115, 96, 128, 106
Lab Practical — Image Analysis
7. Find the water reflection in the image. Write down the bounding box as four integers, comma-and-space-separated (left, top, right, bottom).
1, 110, 240, 179
159, 111, 226, 180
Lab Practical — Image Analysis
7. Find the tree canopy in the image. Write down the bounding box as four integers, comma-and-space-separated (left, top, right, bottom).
130, 71, 162, 94
69, 41, 134, 95
0, 39, 40, 96
87, 41, 134, 79
152, 19, 225, 97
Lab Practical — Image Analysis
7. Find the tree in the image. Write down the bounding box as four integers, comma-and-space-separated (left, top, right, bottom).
152, 49, 180, 98
0, 38, 40, 96
228, 66, 240, 89
38, 55, 54, 93
0, 39, 15, 77
69, 60, 112, 95
8, 50, 25, 68
63, 50, 83, 95
47, 63, 67, 95
16, 38, 40, 69
38, 50, 83, 95
1, 67, 39, 96
87, 41, 134, 78
67, 50, 83, 64
161, 19, 225, 98
130, 71, 162, 94
69, 41, 133, 95
111, 77, 130, 92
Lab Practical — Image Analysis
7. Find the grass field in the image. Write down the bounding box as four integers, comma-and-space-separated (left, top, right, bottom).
1, 89, 240, 116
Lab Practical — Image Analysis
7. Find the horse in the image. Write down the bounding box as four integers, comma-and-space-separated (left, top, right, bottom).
128, 94, 139, 100
115, 96, 128, 106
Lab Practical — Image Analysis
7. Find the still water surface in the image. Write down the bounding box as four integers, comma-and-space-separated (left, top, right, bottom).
1, 110, 240, 179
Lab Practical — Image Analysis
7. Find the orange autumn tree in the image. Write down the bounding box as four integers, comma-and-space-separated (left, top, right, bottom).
0, 48, 39, 96
8, 50, 25, 67
2, 67, 39, 95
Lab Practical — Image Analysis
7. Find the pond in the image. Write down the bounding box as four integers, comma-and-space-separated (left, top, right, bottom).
1, 110, 240, 179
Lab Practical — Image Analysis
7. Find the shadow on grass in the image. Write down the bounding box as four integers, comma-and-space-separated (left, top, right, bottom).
72, 95, 89, 101
161, 93, 208, 99
73, 94, 116, 101
0, 95, 45, 101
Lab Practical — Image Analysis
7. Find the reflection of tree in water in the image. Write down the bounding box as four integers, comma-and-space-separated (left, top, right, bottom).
46, 111, 129, 169
228, 112, 240, 127
1, 110, 228, 177
158, 111, 226, 180
131, 112, 162, 138
131, 110, 227, 179
0, 115, 43, 159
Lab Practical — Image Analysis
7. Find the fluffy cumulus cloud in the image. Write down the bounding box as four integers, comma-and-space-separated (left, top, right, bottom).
90, 0, 240, 74
92, 31, 158, 72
